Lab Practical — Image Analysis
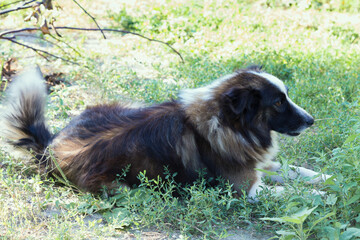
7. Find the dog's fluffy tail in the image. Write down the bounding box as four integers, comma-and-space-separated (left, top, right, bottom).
1, 67, 52, 156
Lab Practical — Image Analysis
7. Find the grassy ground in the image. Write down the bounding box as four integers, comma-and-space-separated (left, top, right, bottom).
1, 0, 360, 239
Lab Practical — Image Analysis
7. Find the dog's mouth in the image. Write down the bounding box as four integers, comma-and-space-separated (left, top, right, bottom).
286, 132, 301, 136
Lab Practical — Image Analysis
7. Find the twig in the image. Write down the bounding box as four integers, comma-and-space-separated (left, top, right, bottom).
14, 33, 81, 57
22, 0, 37, 6
12, 33, 58, 47
48, 34, 82, 56
0, 0, 23, 9
60, 27, 184, 62
0, 27, 39, 36
71, 0, 106, 39
0, 0, 36, 15
0, 26, 184, 62
2, 36, 79, 65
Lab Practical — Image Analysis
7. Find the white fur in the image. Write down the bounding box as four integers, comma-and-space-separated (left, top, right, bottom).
0, 67, 47, 139
259, 132, 279, 164
248, 172, 264, 202
248, 171, 286, 202
250, 71, 287, 94
250, 71, 311, 117
6, 67, 46, 108
287, 165, 332, 184
249, 161, 332, 202
179, 73, 237, 106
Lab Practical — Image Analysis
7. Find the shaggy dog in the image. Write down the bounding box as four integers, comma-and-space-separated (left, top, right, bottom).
0, 66, 329, 200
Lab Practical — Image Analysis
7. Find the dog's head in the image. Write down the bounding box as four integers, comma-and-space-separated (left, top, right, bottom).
220, 66, 314, 136
180, 66, 314, 138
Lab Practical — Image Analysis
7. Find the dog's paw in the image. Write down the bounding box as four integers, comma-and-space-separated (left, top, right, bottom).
308, 188, 326, 196
308, 173, 333, 184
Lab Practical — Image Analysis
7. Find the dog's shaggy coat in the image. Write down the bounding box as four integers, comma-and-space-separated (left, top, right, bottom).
1, 66, 325, 199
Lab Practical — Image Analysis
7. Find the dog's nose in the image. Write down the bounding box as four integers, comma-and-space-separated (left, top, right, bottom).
306, 117, 314, 126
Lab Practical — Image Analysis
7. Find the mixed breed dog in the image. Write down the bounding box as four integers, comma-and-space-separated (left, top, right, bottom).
0, 66, 330, 201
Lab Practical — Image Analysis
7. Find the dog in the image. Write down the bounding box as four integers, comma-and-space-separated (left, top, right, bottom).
0, 66, 330, 200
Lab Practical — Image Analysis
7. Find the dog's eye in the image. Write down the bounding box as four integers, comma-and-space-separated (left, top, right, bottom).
274, 100, 283, 107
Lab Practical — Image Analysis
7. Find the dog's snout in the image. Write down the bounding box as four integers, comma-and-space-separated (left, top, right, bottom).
306, 116, 314, 126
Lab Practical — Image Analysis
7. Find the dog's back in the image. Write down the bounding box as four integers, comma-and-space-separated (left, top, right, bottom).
50, 102, 202, 192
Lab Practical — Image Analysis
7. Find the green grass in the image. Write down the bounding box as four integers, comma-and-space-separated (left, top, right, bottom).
1, 0, 360, 239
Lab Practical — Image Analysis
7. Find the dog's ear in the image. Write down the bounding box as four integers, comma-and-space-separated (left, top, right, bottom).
223, 87, 260, 116
246, 65, 263, 72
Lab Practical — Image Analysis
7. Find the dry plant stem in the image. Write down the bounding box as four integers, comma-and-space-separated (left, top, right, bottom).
71, 0, 107, 39
0, 0, 36, 15
60, 27, 185, 62
2, 36, 79, 65
0, 27, 184, 62
48, 34, 82, 56
16, 33, 81, 57
13, 33, 65, 52
0, 0, 24, 9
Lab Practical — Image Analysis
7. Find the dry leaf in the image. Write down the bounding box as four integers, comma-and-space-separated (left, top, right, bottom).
40, 19, 51, 35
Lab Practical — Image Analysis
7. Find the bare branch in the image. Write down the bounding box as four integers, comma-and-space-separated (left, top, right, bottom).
14, 33, 81, 57
71, 0, 106, 39
0, 26, 184, 62
58, 27, 184, 62
0, 0, 23, 9
0, 0, 35, 15
2, 36, 80, 65
0, 0, 52, 15
22, 0, 37, 6
0, 27, 39, 36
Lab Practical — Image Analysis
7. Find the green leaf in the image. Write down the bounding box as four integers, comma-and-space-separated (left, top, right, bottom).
355, 214, 360, 223
255, 168, 279, 176
344, 133, 360, 145
276, 230, 298, 240
309, 212, 335, 231
284, 202, 300, 212
324, 175, 337, 185
289, 206, 318, 223
340, 227, 360, 240
261, 217, 287, 223
345, 194, 360, 206
279, 216, 303, 224
276, 230, 297, 236
261, 207, 317, 225
226, 198, 239, 210
102, 207, 131, 229
326, 194, 338, 206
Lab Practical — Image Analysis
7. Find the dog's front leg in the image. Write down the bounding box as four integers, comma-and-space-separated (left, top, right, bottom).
261, 161, 331, 184
247, 175, 285, 202
225, 168, 285, 202
261, 161, 286, 183
224, 166, 287, 202
287, 165, 332, 184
